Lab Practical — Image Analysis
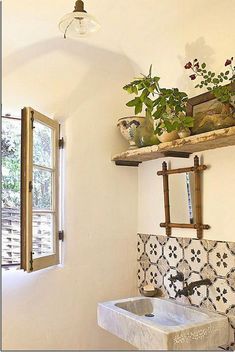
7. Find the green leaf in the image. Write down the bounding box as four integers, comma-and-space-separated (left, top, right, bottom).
202, 63, 206, 69
126, 98, 138, 107
135, 101, 143, 114
212, 78, 219, 84
145, 97, 153, 109
140, 89, 149, 102
133, 86, 138, 95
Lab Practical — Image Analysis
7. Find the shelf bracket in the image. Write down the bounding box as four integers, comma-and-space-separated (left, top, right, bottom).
115, 160, 142, 167
163, 151, 191, 158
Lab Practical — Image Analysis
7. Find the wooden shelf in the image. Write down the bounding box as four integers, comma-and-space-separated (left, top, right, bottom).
112, 126, 235, 166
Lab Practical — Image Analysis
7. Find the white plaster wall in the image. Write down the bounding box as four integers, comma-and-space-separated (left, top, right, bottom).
2, 0, 139, 350
2, 0, 235, 350
136, 0, 235, 242
138, 146, 235, 241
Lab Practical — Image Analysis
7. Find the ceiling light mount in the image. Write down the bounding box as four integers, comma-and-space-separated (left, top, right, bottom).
73, 0, 86, 13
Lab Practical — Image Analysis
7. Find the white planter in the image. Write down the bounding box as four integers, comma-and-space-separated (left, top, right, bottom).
117, 116, 145, 149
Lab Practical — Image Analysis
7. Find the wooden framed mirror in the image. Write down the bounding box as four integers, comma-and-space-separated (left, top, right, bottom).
157, 155, 210, 239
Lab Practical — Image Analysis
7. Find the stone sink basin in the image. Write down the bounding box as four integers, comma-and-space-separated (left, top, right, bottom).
97, 297, 229, 350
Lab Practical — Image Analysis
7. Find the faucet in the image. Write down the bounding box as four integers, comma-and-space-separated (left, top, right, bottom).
176, 278, 212, 298
168, 272, 184, 283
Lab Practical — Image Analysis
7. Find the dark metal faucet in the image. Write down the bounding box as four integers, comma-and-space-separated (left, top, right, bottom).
176, 278, 212, 298
168, 272, 184, 283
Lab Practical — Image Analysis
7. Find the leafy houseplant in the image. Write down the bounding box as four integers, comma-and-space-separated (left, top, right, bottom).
185, 57, 235, 133
123, 65, 160, 147
153, 88, 194, 138
123, 66, 194, 144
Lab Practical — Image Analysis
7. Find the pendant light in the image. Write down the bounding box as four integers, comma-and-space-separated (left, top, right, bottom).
59, 0, 100, 39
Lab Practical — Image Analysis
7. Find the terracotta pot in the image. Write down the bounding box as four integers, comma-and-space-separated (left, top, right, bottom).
158, 130, 178, 143
117, 116, 145, 149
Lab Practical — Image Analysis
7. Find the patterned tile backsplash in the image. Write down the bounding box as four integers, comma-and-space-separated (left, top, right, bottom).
137, 234, 235, 351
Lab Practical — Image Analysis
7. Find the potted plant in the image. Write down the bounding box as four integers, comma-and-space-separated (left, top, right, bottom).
123, 66, 194, 146
185, 57, 235, 134
153, 88, 194, 142
122, 65, 160, 147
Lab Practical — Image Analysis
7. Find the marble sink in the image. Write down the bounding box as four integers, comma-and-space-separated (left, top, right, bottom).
97, 297, 229, 350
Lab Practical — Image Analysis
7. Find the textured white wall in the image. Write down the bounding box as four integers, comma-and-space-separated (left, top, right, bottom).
2, 0, 235, 350
138, 146, 235, 240
2, 0, 139, 350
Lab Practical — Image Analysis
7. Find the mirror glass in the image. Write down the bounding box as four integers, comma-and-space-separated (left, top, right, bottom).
169, 172, 195, 224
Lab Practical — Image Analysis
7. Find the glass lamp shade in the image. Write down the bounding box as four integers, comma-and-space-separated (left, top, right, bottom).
59, 12, 100, 38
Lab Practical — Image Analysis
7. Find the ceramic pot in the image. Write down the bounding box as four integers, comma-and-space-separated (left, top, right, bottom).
192, 102, 235, 135
117, 116, 145, 149
178, 128, 191, 138
158, 130, 179, 143
134, 115, 160, 148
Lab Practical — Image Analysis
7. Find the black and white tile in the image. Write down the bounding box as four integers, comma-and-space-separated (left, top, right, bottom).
184, 239, 207, 273
187, 272, 207, 306
137, 234, 145, 261
156, 255, 170, 276
209, 241, 234, 277
137, 261, 146, 289
145, 264, 163, 288
208, 278, 235, 314
145, 236, 162, 263
164, 268, 184, 299
163, 237, 183, 268
137, 233, 235, 350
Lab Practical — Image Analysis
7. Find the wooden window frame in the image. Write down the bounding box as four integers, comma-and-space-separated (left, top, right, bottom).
21, 107, 60, 272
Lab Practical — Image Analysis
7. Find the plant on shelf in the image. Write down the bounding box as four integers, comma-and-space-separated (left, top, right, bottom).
123, 65, 160, 116
153, 88, 194, 141
185, 57, 235, 133
123, 66, 194, 144
123, 65, 160, 147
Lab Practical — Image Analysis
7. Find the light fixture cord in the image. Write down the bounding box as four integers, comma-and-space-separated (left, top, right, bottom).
64, 18, 75, 39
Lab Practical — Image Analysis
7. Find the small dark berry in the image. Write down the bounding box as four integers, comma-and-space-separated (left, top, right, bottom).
189, 74, 196, 80
225, 59, 232, 66
184, 62, 192, 69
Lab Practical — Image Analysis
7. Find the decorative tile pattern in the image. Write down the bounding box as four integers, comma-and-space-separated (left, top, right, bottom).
208, 278, 235, 314
137, 261, 145, 289
184, 239, 207, 273
138, 233, 150, 244
137, 234, 145, 261
137, 234, 235, 350
200, 297, 216, 312
227, 242, 235, 256
139, 253, 151, 272
209, 241, 234, 277
187, 272, 207, 306
227, 268, 235, 291
200, 263, 217, 283
145, 264, 163, 288
163, 237, 183, 268
176, 259, 191, 280
164, 268, 184, 299
145, 236, 162, 263
157, 255, 170, 275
